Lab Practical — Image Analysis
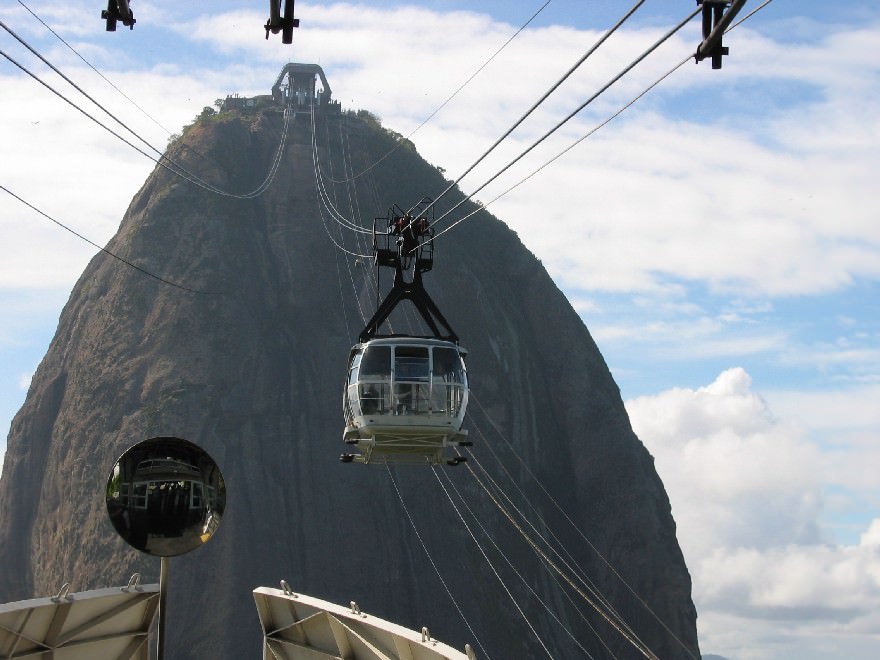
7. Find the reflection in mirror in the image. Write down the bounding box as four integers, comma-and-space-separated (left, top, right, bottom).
106, 437, 226, 557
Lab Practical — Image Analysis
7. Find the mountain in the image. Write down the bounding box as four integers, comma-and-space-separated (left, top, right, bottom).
0, 94, 700, 659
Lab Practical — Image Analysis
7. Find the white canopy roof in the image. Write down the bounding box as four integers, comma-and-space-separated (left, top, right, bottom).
253, 586, 475, 660
0, 580, 159, 660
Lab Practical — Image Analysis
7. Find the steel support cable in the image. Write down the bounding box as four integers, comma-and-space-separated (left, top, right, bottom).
464, 418, 607, 591
435, 467, 599, 659
311, 107, 353, 230
386, 466, 491, 660
462, 459, 658, 660
310, 103, 372, 236
333, 114, 370, 329
731, 0, 775, 29
311, 112, 367, 236
458, 428, 643, 648
427, 0, 775, 246
322, 0, 553, 185
16, 0, 172, 135
461, 425, 633, 624
309, 107, 372, 257
418, 0, 647, 222
1, 20, 289, 200
430, 50, 691, 244
459, 434, 647, 656
426, 5, 701, 237
342, 142, 377, 327
470, 395, 700, 660
0, 184, 219, 295
429, 467, 555, 660
0, 45, 291, 201
469, 432, 631, 629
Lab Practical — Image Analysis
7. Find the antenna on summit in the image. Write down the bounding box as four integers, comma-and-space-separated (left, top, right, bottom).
266, 0, 300, 44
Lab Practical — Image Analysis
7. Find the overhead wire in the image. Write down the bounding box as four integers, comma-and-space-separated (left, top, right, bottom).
426, 4, 702, 235
429, 467, 556, 659
0, 184, 219, 295
386, 465, 491, 659
323, 0, 553, 185
461, 456, 659, 660
0, 19, 290, 200
459, 431, 657, 659
309, 102, 373, 258
470, 394, 700, 659
434, 467, 600, 658
419, 0, 648, 221
426, 0, 776, 245
430, 51, 691, 243
15, 0, 173, 135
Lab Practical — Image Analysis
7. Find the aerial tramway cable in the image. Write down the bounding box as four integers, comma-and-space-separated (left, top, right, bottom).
15, 0, 173, 135
0, 20, 291, 200
386, 466, 491, 660
468, 395, 701, 659
426, 4, 702, 235
0, 184, 219, 295
459, 436, 660, 658
417, 0, 648, 222
434, 467, 602, 658
461, 458, 660, 659
424, 1, 776, 246
428, 468, 557, 659
322, 0, 553, 186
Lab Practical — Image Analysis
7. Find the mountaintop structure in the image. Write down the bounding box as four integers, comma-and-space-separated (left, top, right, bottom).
0, 67, 700, 659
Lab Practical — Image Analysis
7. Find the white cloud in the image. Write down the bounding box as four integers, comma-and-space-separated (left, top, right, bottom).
3, 8, 879, 297
626, 369, 880, 658
2, 6, 880, 658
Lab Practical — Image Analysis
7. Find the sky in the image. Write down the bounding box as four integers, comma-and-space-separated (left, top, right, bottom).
1, 1, 878, 658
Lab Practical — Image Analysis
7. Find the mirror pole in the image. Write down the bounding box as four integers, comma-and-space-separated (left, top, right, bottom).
158, 555, 169, 660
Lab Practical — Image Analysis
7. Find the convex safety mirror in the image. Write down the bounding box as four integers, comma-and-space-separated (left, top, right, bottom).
106, 437, 226, 557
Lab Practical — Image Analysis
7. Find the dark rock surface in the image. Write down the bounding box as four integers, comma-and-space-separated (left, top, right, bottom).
0, 105, 700, 659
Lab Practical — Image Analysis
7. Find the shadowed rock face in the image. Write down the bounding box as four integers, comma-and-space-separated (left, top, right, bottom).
0, 106, 699, 659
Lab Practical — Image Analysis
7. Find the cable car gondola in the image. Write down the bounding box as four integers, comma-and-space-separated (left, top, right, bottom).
341, 202, 471, 465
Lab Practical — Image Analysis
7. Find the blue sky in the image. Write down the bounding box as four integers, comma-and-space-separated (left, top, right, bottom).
1, 2, 879, 658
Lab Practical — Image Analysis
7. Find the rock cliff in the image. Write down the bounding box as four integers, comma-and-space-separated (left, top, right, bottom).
0, 103, 700, 658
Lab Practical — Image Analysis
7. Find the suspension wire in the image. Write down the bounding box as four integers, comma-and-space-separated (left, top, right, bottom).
435, 467, 599, 658
386, 466, 491, 659
465, 418, 608, 593
310, 104, 372, 258
463, 425, 628, 614
0, 22, 290, 200
429, 50, 692, 244
15, 0, 173, 135
461, 457, 658, 659
430, 467, 556, 659
426, 0, 776, 246
427, 5, 700, 235
0, 183, 219, 295
460, 426, 651, 658
330, 111, 372, 336
310, 103, 372, 237
470, 394, 700, 659
324, 0, 553, 185
417, 0, 647, 221
730, 0, 776, 30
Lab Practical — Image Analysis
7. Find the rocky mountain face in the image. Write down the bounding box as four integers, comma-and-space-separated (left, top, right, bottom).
0, 102, 700, 659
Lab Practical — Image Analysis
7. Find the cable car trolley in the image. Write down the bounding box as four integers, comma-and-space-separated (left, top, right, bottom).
342, 200, 471, 466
